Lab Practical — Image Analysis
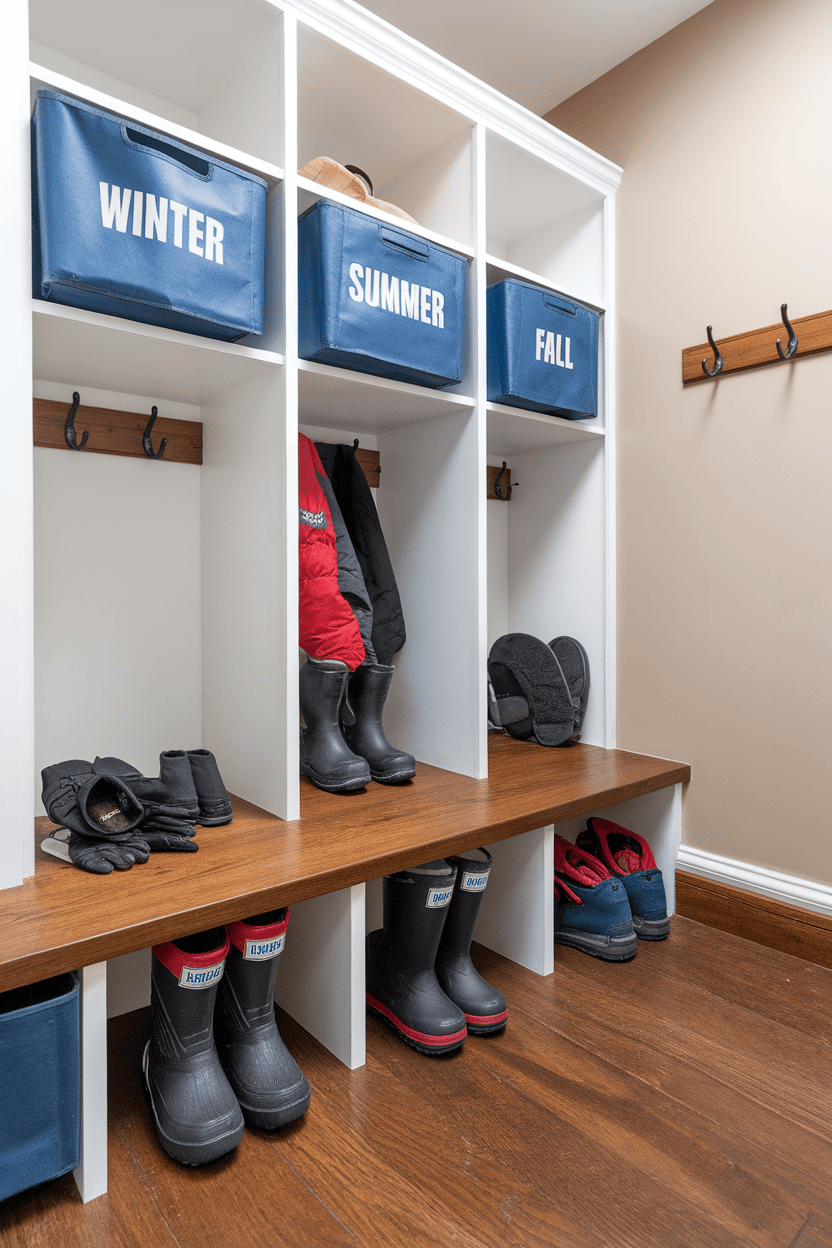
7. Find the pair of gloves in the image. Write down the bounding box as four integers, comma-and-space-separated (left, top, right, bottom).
41, 750, 232, 875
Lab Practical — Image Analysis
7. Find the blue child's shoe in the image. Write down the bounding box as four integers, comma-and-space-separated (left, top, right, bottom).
576, 818, 670, 941
553, 835, 637, 962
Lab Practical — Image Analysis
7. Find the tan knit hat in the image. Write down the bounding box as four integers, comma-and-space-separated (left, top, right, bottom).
298, 156, 418, 225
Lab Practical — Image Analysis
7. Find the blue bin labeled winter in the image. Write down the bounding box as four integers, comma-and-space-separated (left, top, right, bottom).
487, 279, 600, 420
0, 972, 80, 1201
31, 90, 266, 341
298, 199, 468, 388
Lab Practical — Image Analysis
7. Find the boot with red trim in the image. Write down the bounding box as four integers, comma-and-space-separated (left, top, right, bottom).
576, 818, 670, 940
366, 861, 467, 1055
215, 909, 311, 1129
435, 848, 508, 1036
144, 927, 244, 1165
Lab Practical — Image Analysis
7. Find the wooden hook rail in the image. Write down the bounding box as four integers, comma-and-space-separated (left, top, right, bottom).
33, 396, 203, 464
682, 307, 832, 385
34, 399, 509, 499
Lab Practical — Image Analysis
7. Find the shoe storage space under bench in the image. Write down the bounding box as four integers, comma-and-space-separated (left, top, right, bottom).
0, 737, 688, 1202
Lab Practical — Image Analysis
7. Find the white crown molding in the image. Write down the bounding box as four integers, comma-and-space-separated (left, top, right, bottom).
678, 845, 832, 921
272, 0, 622, 198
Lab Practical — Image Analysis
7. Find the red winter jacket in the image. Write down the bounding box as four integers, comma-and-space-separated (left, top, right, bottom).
298, 434, 365, 669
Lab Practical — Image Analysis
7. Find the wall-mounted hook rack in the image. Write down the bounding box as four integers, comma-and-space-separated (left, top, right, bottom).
487, 462, 516, 501
683, 304, 832, 384
33, 397, 202, 464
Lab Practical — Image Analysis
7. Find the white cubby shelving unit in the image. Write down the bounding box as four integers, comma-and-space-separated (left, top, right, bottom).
0, 0, 688, 1203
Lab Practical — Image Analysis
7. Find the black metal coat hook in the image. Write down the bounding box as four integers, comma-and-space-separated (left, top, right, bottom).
64, 392, 89, 450
776, 303, 799, 360
494, 462, 512, 501
142, 407, 167, 459
701, 326, 723, 378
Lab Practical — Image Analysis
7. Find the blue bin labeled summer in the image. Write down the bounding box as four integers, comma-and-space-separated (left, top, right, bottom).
298, 199, 467, 388
0, 972, 80, 1201
31, 90, 266, 341
487, 279, 600, 420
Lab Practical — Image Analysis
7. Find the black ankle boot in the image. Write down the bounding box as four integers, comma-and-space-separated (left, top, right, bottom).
185, 749, 233, 826
342, 662, 416, 784
300, 658, 371, 793
435, 848, 508, 1035
144, 927, 244, 1165
215, 909, 311, 1129
366, 860, 467, 1055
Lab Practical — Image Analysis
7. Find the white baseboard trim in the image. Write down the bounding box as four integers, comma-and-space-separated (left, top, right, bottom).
677, 845, 832, 921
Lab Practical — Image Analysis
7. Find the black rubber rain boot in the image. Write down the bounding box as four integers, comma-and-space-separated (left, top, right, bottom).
342, 662, 416, 785
299, 657, 371, 793
435, 848, 508, 1035
185, 749, 233, 826
143, 927, 244, 1166
366, 861, 467, 1055
215, 909, 311, 1129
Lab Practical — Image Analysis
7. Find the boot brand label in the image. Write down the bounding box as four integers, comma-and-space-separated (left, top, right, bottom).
461, 871, 489, 893
535, 328, 574, 370
347, 263, 446, 329
178, 960, 225, 989
99, 183, 225, 264
244, 934, 285, 961
426, 886, 453, 908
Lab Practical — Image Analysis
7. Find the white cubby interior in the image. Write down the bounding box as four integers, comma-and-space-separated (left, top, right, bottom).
296, 23, 474, 247
30, 0, 285, 167
3, 0, 662, 1203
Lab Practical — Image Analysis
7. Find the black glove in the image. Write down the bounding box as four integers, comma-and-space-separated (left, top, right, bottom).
41, 760, 145, 842
68, 829, 151, 874
92, 755, 199, 851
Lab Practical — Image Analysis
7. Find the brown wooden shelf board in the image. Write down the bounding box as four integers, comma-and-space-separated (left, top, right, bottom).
1, 735, 689, 992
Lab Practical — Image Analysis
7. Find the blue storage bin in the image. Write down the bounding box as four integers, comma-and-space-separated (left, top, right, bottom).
0, 972, 80, 1201
31, 90, 266, 341
298, 199, 468, 388
487, 279, 600, 420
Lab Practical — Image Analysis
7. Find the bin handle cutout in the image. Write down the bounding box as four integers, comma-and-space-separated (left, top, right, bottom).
543, 293, 577, 317
122, 127, 212, 180
377, 226, 429, 262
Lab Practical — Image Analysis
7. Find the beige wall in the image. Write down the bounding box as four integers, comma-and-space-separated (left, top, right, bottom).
545, 0, 832, 884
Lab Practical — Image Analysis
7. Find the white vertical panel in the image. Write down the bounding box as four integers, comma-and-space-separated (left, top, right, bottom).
197, 12, 284, 168
73, 961, 108, 1203
276, 885, 366, 1070
1, 0, 34, 886
507, 438, 607, 747
376, 406, 482, 777
380, 127, 475, 247
33, 445, 203, 801
602, 194, 617, 748
475, 826, 555, 975
201, 368, 288, 816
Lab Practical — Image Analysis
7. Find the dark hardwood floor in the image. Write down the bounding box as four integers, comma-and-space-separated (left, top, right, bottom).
2, 917, 831, 1248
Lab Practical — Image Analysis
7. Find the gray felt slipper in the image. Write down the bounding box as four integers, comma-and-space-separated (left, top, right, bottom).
548, 636, 590, 739
487, 633, 575, 746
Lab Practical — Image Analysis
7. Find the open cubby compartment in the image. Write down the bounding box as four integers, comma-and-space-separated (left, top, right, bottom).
298, 381, 483, 780
296, 23, 475, 249
32, 357, 294, 840
486, 408, 610, 750
29, 0, 285, 169
485, 131, 606, 308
